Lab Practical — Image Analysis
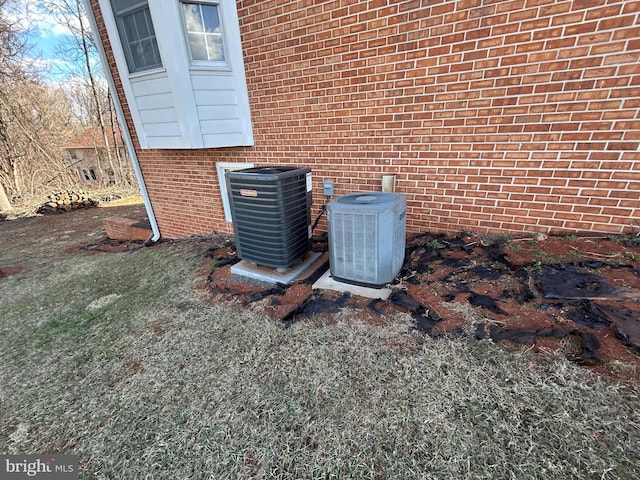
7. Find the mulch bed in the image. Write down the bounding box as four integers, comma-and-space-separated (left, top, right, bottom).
204, 232, 640, 383
63, 228, 640, 382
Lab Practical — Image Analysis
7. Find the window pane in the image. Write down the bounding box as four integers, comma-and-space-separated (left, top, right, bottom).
201, 5, 221, 34
188, 33, 208, 60
114, 3, 162, 73
132, 9, 150, 38
205, 34, 225, 61
127, 36, 161, 71
136, 38, 161, 68
122, 14, 137, 39
182, 3, 203, 33
182, 2, 226, 63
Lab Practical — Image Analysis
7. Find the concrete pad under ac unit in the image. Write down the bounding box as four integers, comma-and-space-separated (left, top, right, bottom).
312, 269, 392, 300
230, 251, 323, 286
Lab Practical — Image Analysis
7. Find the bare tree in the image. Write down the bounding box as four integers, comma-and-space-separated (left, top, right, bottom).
46, 0, 128, 185
0, 76, 77, 190
0, 0, 137, 214
0, 0, 80, 211
0, 0, 26, 211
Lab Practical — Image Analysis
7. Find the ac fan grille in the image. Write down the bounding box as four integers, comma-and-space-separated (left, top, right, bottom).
328, 192, 406, 287
331, 211, 379, 284
226, 167, 312, 269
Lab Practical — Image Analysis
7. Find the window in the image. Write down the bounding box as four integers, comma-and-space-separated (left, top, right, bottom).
95, 0, 253, 148
111, 0, 162, 73
90, 168, 98, 181
181, 2, 226, 63
107, 168, 116, 186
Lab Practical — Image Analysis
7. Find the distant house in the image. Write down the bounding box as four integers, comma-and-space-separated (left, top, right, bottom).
84, 0, 640, 239
65, 128, 127, 186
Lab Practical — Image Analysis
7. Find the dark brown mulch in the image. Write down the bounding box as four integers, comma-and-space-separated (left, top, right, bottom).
204, 232, 640, 383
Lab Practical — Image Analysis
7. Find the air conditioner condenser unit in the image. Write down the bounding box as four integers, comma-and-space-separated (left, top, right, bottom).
327, 192, 406, 287
226, 166, 312, 269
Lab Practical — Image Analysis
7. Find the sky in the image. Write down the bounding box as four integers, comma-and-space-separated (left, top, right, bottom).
8, 0, 101, 85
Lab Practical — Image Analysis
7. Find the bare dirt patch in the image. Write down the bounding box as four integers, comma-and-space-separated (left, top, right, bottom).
0, 266, 23, 279
0, 203, 149, 273
65, 237, 147, 255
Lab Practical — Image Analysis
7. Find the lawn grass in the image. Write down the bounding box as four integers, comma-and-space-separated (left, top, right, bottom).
1, 220, 639, 479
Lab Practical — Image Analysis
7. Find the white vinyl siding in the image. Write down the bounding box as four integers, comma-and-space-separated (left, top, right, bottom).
191, 71, 248, 145
196, 105, 239, 120
130, 73, 181, 146
96, 0, 253, 149
139, 108, 179, 124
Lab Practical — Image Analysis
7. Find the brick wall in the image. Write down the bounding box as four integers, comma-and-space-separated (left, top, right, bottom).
92, 0, 640, 238
103, 217, 152, 241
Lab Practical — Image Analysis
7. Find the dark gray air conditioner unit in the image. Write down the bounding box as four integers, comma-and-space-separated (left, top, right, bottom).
328, 192, 406, 287
226, 166, 312, 269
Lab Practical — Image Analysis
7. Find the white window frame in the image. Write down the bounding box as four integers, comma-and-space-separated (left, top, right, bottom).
216, 162, 253, 222
179, 0, 229, 68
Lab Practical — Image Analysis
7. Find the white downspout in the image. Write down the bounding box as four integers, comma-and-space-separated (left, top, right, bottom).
83, 0, 161, 242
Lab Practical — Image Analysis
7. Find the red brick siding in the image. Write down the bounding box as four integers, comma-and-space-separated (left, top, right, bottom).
103, 217, 152, 241
91, 0, 640, 238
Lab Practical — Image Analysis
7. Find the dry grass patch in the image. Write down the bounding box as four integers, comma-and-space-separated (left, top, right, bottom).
1, 230, 639, 479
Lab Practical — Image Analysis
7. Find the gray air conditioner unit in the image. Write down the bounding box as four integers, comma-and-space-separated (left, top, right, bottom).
327, 192, 406, 287
226, 166, 312, 269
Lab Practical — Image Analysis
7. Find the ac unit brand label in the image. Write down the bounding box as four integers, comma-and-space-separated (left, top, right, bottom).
306, 173, 312, 192
239, 189, 258, 197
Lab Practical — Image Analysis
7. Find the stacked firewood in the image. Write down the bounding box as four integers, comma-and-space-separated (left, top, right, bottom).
38, 190, 99, 214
